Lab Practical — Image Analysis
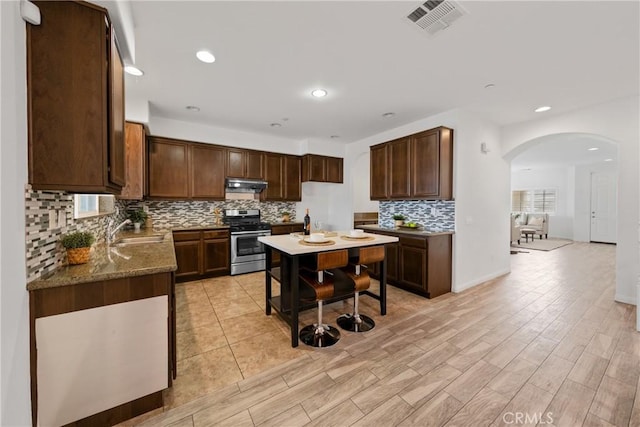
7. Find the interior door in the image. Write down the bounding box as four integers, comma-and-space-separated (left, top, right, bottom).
590, 172, 617, 243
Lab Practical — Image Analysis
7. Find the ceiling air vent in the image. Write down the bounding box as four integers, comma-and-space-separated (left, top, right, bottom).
406, 0, 467, 36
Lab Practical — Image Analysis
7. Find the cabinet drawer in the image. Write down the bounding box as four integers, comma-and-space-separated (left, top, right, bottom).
172, 231, 201, 242
399, 236, 427, 248
203, 230, 229, 239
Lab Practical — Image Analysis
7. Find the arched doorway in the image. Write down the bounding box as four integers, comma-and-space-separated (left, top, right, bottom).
506, 132, 618, 244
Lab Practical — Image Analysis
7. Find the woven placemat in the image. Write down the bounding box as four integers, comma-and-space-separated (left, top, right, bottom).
298, 239, 336, 247
340, 235, 375, 241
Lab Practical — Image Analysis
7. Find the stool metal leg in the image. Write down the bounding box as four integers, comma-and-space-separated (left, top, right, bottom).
299, 300, 341, 347
337, 292, 375, 332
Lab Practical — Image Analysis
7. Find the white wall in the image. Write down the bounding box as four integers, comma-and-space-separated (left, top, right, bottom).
344, 109, 511, 294
148, 116, 302, 155
511, 167, 574, 239
1, 1, 32, 424
502, 96, 640, 306
125, 98, 149, 124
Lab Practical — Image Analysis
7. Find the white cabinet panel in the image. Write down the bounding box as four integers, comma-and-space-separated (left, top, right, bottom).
36, 296, 168, 427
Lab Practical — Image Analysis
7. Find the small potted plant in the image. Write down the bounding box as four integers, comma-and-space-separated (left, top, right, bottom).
128, 209, 148, 232
393, 214, 405, 227
281, 211, 291, 223
61, 231, 95, 265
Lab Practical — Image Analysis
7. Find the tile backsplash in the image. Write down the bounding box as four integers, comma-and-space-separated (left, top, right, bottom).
378, 200, 455, 231
25, 186, 296, 282
24, 186, 128, 282
123, 199, 296, 229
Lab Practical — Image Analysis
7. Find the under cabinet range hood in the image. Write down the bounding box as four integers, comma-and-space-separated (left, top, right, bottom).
225, 178, 268, 193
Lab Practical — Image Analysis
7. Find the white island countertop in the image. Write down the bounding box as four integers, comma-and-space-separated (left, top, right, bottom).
259, 231, 399, 255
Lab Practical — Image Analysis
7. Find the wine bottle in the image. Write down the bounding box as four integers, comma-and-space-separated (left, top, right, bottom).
303, 208, 311, 235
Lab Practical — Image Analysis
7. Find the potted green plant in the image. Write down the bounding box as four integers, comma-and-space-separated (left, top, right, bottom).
393, 214, 405, 227
128, 209, 148, 231
281, 211, 291, 223
61, 231, 95, 265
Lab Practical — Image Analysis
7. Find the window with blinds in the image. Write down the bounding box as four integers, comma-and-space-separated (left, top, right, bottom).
511, 189, 556, 214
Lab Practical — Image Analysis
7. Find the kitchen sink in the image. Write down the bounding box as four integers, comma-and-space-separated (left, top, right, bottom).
113, 235, 165, 246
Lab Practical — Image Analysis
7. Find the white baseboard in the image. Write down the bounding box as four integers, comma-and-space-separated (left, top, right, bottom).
615, 293, 636, 306
453, 268, 511, 293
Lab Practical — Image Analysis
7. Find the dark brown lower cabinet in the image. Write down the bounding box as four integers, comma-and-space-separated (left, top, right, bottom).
203, 231, 230, 275
173, 229, 230, 282
270, 223, 304, 267
370, 231, 452, 298
399, 237, 427, 290
174, 240, 201, 279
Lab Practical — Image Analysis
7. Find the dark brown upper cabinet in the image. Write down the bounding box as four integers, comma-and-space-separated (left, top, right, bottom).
261, 153, 302, 201
262, 153, 284, 201
118, 122, 146, 200
283, 155, 302, 201
147, 137, 225, 200
412, 128, 453, 200
147, 137, 190, 198
389, 137, 411, 198
370, 126, 453, 200
370, 144, 388, 200
190, 144, 225, 199
27, 1, 124, 194
226, 149, 264, 179
301, 154, 343, 183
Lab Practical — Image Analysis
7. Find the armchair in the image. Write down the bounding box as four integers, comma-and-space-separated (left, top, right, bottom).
522, 213, 549, 239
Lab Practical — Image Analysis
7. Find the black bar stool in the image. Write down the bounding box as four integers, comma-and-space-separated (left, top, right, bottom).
336, 246, 384, 332
298, 249, 349, 347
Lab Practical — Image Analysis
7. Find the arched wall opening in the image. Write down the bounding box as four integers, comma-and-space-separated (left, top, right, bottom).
506, 132, 619, 243
500, 96, 638, 330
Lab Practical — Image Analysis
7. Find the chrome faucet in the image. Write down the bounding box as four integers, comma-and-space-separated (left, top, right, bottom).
107, 217, 132, 245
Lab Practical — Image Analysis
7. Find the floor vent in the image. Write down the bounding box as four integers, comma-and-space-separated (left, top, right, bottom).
406, 0, 467, 36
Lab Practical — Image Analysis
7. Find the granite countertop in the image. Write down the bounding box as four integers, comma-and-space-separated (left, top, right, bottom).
357, 224, 455, 237
27, 229, 178, 291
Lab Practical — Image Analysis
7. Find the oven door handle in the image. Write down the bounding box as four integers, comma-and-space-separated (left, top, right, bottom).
231, 230, 271, 236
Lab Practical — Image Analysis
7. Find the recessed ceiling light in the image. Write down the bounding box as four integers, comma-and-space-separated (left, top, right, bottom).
311, 89, 327, 98
534, 105, 551, 113
270, 123, 282, 128
196, 50, 216, 63
382, 112, 396, 118
185, 106, 200, 112
604, 158, 613, 162
588, 147, 599, 151
124, 65, 144, 76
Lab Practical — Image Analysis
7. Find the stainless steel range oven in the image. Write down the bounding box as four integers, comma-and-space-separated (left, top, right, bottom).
224, 209, 271, 275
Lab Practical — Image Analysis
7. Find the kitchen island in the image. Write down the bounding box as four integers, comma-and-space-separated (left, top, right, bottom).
259, 231, 399, 347
27, 229, 177, 427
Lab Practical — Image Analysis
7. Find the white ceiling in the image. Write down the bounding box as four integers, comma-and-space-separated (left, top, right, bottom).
125, 1, 639, 147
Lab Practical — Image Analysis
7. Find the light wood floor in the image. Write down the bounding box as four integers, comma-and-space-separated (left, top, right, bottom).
133, 242, 639, 427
